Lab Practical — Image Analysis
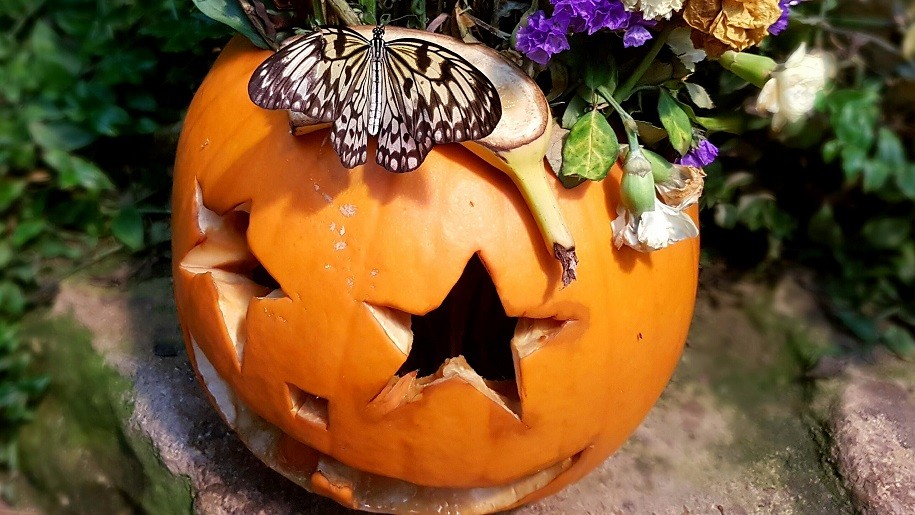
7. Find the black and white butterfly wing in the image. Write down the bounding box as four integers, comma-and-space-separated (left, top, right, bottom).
374, 58, 434, 172
377, 38, 502, 172
248, 27, 372, 168
249, 27, 503, 173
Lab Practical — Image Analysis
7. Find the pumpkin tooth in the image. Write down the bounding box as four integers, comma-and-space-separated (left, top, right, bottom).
287, 383, 330, 429
365, 371, 421, 418
364, 303, 413, 357
511, 318, 569, 359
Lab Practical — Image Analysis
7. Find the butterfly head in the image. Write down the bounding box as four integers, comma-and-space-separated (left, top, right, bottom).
372, 25, 385, 39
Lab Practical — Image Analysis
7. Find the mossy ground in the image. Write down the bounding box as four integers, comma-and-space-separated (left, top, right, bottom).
694, 290, 854, 512
2, 311, 192, 514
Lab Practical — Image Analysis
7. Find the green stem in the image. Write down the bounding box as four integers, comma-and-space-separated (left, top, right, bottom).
312, 0, 327, 25
613, 24, 674, 103
327, 0, 361, 25
600, 91, 640, 150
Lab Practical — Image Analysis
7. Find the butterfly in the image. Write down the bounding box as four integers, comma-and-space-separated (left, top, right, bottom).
248, 25, 503, 173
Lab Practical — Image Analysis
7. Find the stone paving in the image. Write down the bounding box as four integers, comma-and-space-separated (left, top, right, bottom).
9, 269, 915, 514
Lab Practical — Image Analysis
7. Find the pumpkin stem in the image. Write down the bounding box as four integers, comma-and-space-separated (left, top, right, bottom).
465, 125, 578, 287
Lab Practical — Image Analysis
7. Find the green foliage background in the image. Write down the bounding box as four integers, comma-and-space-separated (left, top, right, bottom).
698, 0, 915, 358
0, 0, 230, 472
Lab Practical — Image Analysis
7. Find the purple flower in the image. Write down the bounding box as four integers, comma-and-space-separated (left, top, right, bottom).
623, 25, 653, 47
515, 10, 571, 65
551, 0, 593, 33
587, 0, 630, 33
586, 0, 656, 45
769, 0, 802, 35
515, 0, 657, 64
678, 139, 718, 167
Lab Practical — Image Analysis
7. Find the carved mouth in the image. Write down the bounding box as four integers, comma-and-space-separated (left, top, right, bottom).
179, 184, 581, 510
180, 183, 571, 425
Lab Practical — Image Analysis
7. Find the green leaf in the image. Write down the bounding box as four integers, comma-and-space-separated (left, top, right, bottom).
11, 220, 45, 249
897, 243, 915, 284
862, 217, 910, 249
43, 150, 114, 192
684, 83, 715, 109
658, 89, 693, 155
862, 161, 891, 192
0, 282, 26, 316
561, 95, 588, 130
897, 164, 915, 199
546, 62, 569, 101
875, 128, 906, 169
410, 0, 429, 27
92, 105, 130, 136
642, 148, 675, 183
822, 140, 841, 163
111, 207, 145, 251
635, 120, 668, 145
583, 55, 617, 104
560, 110, 619, 183
0, 243, 12, 269
807, 205, 843, 248
882, 325, 915, 359
0, 180, 25, 212
358, 0, 377, 24
696, 115, 744, 134
28, 122, 95, 152
192, 0, 270, 49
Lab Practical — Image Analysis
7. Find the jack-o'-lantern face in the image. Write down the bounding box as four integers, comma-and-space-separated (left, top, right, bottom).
172, 37, 699, 514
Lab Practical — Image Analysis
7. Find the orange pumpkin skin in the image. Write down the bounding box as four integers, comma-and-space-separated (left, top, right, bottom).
172, 36, 699, 513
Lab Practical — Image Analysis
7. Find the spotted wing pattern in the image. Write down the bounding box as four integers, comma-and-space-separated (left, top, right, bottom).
248, 26, 503, 172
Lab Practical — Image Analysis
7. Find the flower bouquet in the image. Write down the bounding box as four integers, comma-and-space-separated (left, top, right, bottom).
172, 0, 836, 512
513, 0, 832, 253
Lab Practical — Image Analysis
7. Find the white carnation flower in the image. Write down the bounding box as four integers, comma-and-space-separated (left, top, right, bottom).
623, 0, 685, 20
667, 28, 706, 72
611, 198, 699, 252
756, 43, 836, 131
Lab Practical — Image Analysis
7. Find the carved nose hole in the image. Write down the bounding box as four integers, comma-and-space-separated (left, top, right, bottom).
398, 254, 517, 381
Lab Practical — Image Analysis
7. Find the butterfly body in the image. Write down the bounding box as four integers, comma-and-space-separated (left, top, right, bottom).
249, 25, 503, 172
366, 26, 386, 136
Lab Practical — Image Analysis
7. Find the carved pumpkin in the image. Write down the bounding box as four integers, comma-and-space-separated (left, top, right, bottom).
172, 36, 699, 513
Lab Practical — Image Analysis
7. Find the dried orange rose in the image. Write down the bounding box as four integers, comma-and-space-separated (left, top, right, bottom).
683, 0, 781, 57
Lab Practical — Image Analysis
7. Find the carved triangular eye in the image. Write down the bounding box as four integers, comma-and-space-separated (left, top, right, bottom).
399, 254, 517, 381
179, 184, 289, 366
364, 254, 571, 421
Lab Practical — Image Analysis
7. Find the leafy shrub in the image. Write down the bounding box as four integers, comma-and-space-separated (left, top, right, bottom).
699, 0, 915, 357
0, 322, 48, 468
0, 0, 230, 464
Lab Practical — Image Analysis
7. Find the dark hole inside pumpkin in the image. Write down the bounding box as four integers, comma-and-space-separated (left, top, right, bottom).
226, 210, 282, 291
398, 255, 517, 381
250, 263, 280, 291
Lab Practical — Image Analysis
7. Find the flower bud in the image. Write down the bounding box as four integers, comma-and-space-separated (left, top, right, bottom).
621, 170, 656, 216
719, 50, 777, 88
623, 146, 653, 177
